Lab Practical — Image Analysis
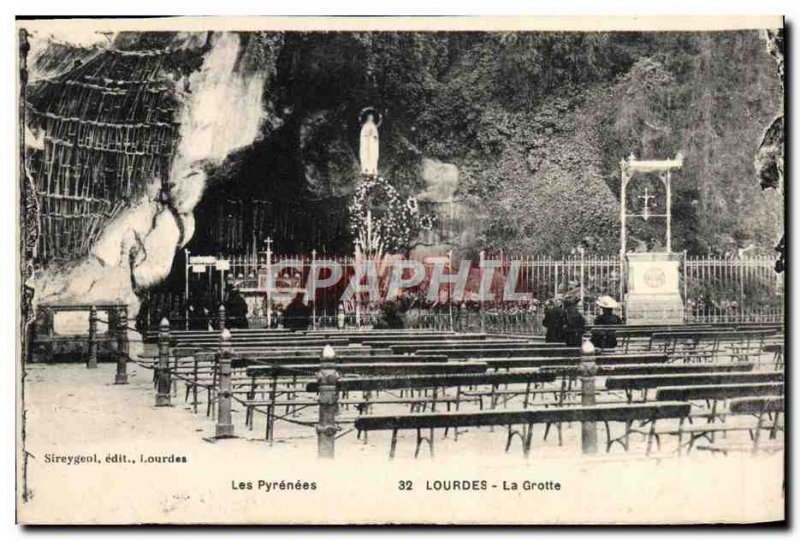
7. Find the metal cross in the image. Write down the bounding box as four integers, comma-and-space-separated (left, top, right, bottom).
638, 187, 655, 221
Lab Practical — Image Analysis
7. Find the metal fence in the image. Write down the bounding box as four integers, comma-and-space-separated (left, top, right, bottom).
683, 254, 784, 324
140, 251, 783, 331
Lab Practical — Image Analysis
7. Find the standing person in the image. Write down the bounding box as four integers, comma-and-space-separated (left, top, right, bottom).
542, 296, 565, 343
187, 302, 208, 330
562, 296, 586, 347
591, 295, 623, 349
284, 292, 311, 332
374, 300, 406, 329
224, 283, 250, 329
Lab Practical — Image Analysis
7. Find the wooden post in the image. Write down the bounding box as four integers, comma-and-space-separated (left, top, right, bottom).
87, 306, 98, 369
184, 248, 190, 330
114, 307, 129, 384
215, 329, 235, 438
316, 344, 339, 458
155, 318, 171, 407
579, 333, 598, 454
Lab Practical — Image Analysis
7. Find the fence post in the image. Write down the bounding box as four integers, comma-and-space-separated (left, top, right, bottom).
311, 249, 317, 329
316, 344, 339, 458
184, 248, 190, 330
218, 304, 226, 331
114, 307, 129, 384
479, 250, 485, 333
579, 333, 598, 454
265, 237, 273, 327
215, 329, 235, 438
87, 306, 98, 369
155, 318, 171, 407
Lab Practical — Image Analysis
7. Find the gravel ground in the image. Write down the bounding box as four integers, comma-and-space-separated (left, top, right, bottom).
17, 354, 784, 524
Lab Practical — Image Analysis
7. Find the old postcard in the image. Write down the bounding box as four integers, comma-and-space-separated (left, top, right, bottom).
16, 15, 785, 525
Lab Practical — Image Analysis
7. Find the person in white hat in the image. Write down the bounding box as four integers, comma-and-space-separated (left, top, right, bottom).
591, 295, 622, 349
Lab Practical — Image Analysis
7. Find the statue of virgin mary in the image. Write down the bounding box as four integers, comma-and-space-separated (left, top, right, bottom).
359, 112, 380, 176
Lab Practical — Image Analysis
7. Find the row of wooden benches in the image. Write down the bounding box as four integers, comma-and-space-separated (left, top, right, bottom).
133, 325, 783, 458
139, 343, 783, 457
145, 325, 781, 364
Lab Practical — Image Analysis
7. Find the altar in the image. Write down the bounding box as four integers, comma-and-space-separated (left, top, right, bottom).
620, 154, 685, 325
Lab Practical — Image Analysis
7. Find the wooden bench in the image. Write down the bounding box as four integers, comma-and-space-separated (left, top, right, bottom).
474, 362, 752, 416
138, 340, 362, 360
411, 347, 581, 359
246, 362, 489, 378
605, 372, 783, 403
353, 402, 691, 458
305, 371, 556, 393
648, 330, 774, 361
590, 325, 714, 353
654, 383, 781, 449
352, 335, 501, 346
164, 337, 354, 349
144, 327, 290, 342
184, 359, 489, 417
482, 354, 669, 370
676, 396, 784, 455
386, 340, 533, 354
244, 367, 540, 441
543, 362, 754, 378
654, 382, 784, 403
764, 343, 784, 370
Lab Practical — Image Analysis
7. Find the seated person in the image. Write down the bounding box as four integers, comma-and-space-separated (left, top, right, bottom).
591, 295, 622, 349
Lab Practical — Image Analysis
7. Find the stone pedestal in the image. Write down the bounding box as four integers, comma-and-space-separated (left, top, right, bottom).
624, 252, 684, 325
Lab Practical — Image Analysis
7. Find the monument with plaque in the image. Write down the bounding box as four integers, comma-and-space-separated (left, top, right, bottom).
619, 153, 685, 325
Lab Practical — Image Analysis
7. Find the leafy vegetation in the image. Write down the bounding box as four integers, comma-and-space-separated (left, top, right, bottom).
198, 30, 783, 257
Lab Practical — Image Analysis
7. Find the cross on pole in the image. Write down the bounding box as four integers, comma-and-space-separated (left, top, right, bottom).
638, 187, 655, 221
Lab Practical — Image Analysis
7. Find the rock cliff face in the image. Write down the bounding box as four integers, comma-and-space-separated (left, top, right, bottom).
23, 30, 281, 312
195, 30, 782, 260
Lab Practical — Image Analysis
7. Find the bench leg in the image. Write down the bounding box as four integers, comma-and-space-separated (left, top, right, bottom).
752, 411, 765, 454
414, 428, 435, 458
266, 405, 275, 443
505, 424, 524, 453
389, 429, 398, 459
523, 424, 534, 458
769, 412, 782, 440
603, 421, 613, 452
172, 356, 179, 396
645, 419, 659, 455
